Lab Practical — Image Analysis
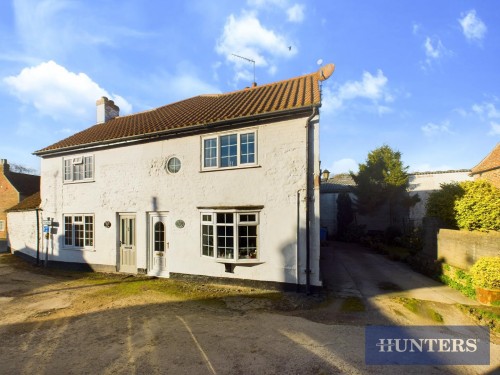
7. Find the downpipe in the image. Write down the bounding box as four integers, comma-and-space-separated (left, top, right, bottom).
305, 106, 318, 295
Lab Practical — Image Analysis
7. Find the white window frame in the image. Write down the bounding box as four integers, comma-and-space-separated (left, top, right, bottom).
63, 155, 94, 183
63, 214, 95, 250
0, 220, 5, 232
200, 210, 259, 263
201, 130, 257, 170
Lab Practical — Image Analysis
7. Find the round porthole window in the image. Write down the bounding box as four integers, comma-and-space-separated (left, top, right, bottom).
167, 157, 181, 173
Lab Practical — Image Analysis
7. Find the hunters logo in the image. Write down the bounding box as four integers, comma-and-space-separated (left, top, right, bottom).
365, 326, 490, 365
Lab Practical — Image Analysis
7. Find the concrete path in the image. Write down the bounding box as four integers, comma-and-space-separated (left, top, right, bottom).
321, 241, 479, 306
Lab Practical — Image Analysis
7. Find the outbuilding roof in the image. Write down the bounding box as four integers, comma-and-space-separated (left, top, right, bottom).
7, 192, 41, 212
35, 65, 334, 155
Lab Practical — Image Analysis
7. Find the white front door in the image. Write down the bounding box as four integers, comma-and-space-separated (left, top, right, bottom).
119, 214, 136, 273
149, 214, 168, 277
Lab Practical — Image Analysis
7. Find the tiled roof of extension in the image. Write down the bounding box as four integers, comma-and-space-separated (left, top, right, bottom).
35, 66, 332, 155
7, 192, 41, 212
470, 142, 500, 174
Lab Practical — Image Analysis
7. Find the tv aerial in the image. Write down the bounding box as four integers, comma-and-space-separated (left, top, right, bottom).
232, 53, 256, 85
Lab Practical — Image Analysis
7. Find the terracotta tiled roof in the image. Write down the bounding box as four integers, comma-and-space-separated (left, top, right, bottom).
6, 172, 40, 196
7, 192, 41, 212
35, 66, 334, 155
471, 143, 500, 174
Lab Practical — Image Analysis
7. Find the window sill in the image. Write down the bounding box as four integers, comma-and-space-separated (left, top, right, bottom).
62, 247, 96, 252
215, 259, 264, 265
63, 179, 95, 185
200, 165, 261, 173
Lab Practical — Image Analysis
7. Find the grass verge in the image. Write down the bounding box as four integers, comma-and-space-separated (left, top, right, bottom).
395, 297, 444, 323
457, 304, 500, 334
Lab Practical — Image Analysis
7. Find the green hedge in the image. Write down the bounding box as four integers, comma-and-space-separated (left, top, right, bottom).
469, 257, 500, 289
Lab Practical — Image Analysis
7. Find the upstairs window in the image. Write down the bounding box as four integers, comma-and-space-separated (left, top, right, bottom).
202, 131, 256, 170
64, 155, 94, 182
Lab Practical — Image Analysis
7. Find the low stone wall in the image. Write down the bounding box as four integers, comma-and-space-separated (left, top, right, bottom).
437, 229, 500, 270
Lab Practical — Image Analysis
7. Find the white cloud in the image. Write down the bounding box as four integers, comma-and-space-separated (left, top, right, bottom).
215, 12, 295, 82
422, 36, 451, 68
459, 10, 487, 42
287, 4, 305, 23
3, 60, 132, 121
322, 69, 393, 114
412, 23, 421, 35
421, 120, 452, 137
489, 122, 500, 136
331, 158, 358, 174
247, 0, 286, 7
471, 101, 500, 136
472, 102, 500, 119
167, 74, 221, 99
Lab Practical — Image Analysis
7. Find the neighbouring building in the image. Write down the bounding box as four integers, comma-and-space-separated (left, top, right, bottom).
320, 169, 472, 235
319, 173, 356, 236
407, 170, 473, 226
29, 64, 335, 290
0, 159, 40, 245
470, 142, 500, 188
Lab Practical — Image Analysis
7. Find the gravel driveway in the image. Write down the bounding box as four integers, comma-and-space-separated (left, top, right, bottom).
0, 245, 498, 375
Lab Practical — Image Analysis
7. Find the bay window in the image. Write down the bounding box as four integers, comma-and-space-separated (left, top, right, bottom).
201, 211, 259, 261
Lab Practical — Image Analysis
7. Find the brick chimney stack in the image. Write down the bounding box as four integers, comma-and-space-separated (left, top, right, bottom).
0, 159, 9, 174
96, 97, 120, 124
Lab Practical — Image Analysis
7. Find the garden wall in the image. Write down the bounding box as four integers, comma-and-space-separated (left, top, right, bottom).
437, 229, 500, 270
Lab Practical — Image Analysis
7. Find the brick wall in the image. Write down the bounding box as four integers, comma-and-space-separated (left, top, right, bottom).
0, 166, 19, 240
437, 229, 500, 270
474, 169, 500, 189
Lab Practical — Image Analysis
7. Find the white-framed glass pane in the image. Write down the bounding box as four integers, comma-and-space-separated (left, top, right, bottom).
154, 222, 165, 252
217, 224, 234, 259
74, 222, 84, 247
84, 156, 93, 179
238, 225, 257, 259
220, 134, 237, 167
202, 224, 214, 256
64, 159, 72, 181
204, 138, 217, 168
240, 133, 255, 164
73, 164, 83, 181
64, 216, 73, 246
167, 157, 181, 173
84, 216, 94, 246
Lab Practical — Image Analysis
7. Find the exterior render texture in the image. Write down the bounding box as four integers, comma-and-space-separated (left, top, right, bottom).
32, 65, 335, 289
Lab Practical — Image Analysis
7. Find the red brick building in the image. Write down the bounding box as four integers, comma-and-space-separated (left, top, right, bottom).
0, 159, 40, 242
470, 143, 500, 188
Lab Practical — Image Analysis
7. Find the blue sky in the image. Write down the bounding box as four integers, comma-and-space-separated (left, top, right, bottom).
1, 0, 499, 174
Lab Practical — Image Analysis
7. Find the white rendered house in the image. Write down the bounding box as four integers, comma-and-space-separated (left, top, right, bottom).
33, 65, 335, 290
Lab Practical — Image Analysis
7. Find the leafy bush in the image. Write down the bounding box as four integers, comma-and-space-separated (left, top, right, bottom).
384, 225, 402, 245
340, 223, 366, 242
455, 180, 500, 232
469, 257, 500, 289
425, 183, 464, 228
439, 263, 476, 298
